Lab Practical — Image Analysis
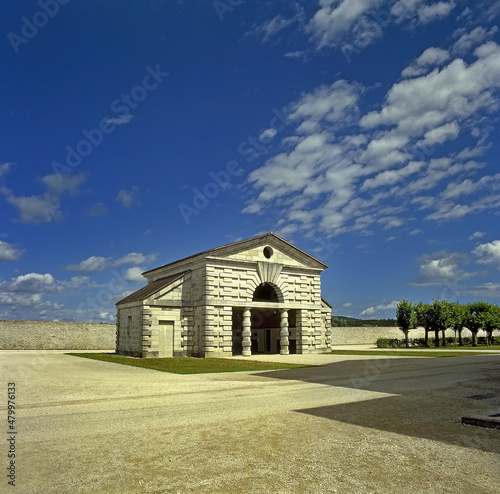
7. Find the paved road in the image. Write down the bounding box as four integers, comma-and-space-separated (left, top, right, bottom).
1, 351, 499, 493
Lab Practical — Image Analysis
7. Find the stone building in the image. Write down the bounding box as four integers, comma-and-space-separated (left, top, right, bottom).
115, 232, 331, 358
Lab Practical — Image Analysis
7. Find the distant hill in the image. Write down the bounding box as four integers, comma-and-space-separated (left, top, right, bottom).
331, 316, 397, 327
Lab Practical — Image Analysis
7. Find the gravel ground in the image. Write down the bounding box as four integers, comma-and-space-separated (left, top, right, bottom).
1, 350, 499, 493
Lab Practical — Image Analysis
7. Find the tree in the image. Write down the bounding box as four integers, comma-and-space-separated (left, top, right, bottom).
464, 302, 490, 347
396, 300, 416, 348
449, 302, 466, 346
430, 299, 453, 347
483, 303, 500, 346
415, 302, 433, 348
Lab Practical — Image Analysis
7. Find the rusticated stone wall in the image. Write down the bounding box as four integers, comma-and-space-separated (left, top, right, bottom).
331, 326, 484, 345
0, 320, 116, 350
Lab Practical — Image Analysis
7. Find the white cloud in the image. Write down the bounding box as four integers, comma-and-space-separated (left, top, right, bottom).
469, 231, 486, 240
259, 128, 277, 142
0, 273, 94, 302
65, 256, 112, 272
360, 131, 410, 168
41, 173, 86, 196
244, 38, 500, 237
124, 267, 145, 282
65, 252, 157, 272
115, 186, 140, 209
378, 216, 405, 230
411, 250, 473, 285
1, 193, 61, 224
441, 174, 500, 200
418, 1, 456, 23
105, 114, 133, 125
465, 282, 500, 298
360, 300, 398, 317
452, 25, 499, 54
361, 44, 500, 133
114, 252, 157, 266
0, 270, 132, 322
284, 50, 307, 59
0, 241, 25, 262
403, 159, 482, 198
392, 0, 456, 25
418, 122, 460, 147
0, 162, 13, 177
426, 191, 500, 221
416, 46, 451, 66
254, 15, 295, 42
361, 161, 425, 190
289, 79, 362, 133
251, 4, 306, 44
62, 276, 91, 289
0, 292, 62, 311
6, 273, 57, 293
402, 47, 450, 78
473, 240, 500, 268
485, 0, 500, 20
245, 132, 342, 204
1, 173, 86, 224
425, 203, 472, 221
307, 0, 385, 49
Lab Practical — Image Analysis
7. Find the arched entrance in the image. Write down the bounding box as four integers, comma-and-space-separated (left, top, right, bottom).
252, 283, 279, 302
231, 283, 297, 356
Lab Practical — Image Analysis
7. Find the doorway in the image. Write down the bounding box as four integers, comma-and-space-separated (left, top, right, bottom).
158, 320, 174, 357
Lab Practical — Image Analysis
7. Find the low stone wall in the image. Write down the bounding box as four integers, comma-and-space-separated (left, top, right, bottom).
0, 320, 116, 350
0, 320, 488, 350
331, 326, 485, 345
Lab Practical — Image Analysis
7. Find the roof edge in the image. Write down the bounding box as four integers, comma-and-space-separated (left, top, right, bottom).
143, 232, 327, 276
116, 271, 189, 306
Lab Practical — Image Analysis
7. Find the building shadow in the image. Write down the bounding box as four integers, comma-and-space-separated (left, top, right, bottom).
252, 356, 500, 454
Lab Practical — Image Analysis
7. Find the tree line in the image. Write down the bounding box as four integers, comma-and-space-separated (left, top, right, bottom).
331, 316, 397, 327
396, 300, 500, 348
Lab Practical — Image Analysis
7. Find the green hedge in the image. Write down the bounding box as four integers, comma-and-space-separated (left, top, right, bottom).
376, 336, 495, 348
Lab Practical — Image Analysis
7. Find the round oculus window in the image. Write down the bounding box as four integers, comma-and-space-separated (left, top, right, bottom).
263, 246, 273, 259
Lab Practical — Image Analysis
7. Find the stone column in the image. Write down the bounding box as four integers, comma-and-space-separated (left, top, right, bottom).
280, 309, 289, 355
242, 309, 252, 356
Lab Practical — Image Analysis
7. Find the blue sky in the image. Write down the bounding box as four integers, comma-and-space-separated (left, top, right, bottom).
1, 0, 500, 322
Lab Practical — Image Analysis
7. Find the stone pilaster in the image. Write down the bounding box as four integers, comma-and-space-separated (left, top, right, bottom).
242, 308, 251, 356
141, 307, 153, 357
115, 309, 120, 352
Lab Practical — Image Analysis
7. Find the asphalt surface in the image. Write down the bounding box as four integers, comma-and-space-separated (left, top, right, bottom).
1, 350, 499, 493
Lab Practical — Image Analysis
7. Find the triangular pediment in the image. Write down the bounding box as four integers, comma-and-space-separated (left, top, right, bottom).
143, 233, 327, 282
215, 234, 327, 269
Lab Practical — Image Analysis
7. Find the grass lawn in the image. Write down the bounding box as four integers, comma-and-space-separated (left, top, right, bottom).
326, 346, 500, 358
66, 353, 314, 374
